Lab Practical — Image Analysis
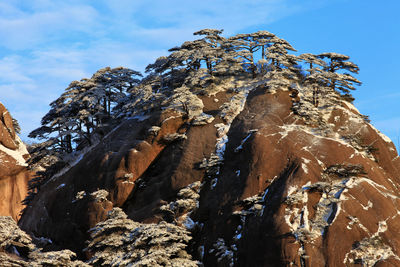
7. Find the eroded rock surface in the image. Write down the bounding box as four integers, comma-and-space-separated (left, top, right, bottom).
18, 78, 400, 266
196, 86, 400, 266
0, 102, 31, 221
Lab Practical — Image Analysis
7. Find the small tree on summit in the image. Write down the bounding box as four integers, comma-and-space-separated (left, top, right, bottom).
228, 31, 275, 76
29, 67, 142, 154
317, 52, 361, 97
298, 53, 326, 75
298, 53, 327, 107
263, 36, 300, 91
91, 67, 142, 118
193, 28, 226, 75
266, 36, 297, 69
303, 69, 331, 107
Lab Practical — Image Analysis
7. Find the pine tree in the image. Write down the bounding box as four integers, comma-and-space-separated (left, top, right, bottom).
298, 53, 326, 75
317, 52, 361, 96
29, 67, 142, 154
146, 29, 242, 91
228, 31, 275, 76
298, 54, 327, 106
11, 117, 21, 134
263, 36, 300, 91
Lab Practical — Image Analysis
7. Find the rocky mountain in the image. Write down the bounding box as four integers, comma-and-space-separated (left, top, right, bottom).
2, 29, 400, 266
13, 80, 400, 266
0, 102, 32, 221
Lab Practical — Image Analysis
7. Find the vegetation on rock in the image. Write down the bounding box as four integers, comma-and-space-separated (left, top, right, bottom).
18, 28, 400, 267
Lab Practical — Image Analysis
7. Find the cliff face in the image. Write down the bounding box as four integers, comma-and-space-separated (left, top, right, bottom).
17, 79, 400, 266
0, 102, 31, 221
196, 87, 400, 266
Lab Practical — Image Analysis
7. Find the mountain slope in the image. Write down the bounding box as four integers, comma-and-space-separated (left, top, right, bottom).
16, 78, 400, 266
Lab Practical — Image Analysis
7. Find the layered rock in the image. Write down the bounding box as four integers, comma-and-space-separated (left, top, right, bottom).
0, 102, 31, 221
18, 78, 400, 266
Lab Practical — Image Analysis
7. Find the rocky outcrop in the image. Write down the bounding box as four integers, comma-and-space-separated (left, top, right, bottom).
19, 110, 188, 253
18, 78, 400, 266
0, 102, 31, 221
195, 86, 400, 266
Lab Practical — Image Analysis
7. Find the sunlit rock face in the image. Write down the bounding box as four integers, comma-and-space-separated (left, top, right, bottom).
195, 87, 400, 266
0, 102, 31, 221
17, 79, 400, 265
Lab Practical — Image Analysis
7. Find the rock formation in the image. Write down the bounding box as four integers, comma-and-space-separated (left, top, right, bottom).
0, 102, 31, 221
16, 78, 400, 266
11, 29, 400, 266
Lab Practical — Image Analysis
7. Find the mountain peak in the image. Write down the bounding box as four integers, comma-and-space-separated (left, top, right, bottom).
2, 29, 400, 266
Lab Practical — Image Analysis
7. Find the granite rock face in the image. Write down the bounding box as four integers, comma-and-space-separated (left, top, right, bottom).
18, 79, 400, 266
0, 102, 31, 221
196, 87, 400, 266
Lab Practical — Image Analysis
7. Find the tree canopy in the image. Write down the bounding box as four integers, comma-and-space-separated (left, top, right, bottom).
29, 29, 362, 157
29, 67, 142, 153
25, 28, 363, 209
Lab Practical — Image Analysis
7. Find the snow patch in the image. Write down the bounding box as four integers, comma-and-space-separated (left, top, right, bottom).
302, 163, 309, 174
182, 216, 196, 231
0, 135, 28, 166
215, 135, 228, 161
369, 123, 393, 143
287, 186, 298, 196
361, 201, 373, 211
211, 178, 218, 189
192, 112, 215, 126
56, 183, 65, 190
284, 179, 350, 241
301, 157, 310, 174
342, 101, 360, 113
234, 129, 258, 152
130, 114, 151, 122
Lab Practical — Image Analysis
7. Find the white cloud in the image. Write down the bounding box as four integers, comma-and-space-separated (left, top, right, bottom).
0, 2, 100, 50
0, 56, 34, 83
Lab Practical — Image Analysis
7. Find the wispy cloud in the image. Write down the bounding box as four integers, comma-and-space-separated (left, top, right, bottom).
0, 0, 332, 140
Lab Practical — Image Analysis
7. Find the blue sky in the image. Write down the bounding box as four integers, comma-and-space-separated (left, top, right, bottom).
1, 0, 399, 147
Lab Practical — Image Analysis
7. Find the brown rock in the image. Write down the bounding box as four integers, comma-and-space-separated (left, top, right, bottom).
19, 110, 187, 253
0, 102, 17, 149
0, 103, 31, 222
197, 88, 400, 266
18, 84, 400, 266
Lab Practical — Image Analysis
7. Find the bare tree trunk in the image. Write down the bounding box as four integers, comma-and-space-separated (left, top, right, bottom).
262, 45, 265, 60
261, 45, 265, 73
206, 59, 213, 75
313, 86, 319, 107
